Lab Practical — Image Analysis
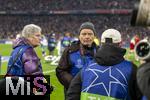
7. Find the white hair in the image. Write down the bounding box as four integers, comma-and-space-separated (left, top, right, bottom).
21, 24, 41, 38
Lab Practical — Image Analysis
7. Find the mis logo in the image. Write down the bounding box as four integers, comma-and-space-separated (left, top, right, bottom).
1, 75, 51, 96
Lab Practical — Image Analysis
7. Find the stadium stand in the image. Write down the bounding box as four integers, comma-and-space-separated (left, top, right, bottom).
0, 0, 137, 11
0, 0, 148, 47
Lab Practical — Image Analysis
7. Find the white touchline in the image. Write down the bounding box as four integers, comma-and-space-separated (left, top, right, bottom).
43, 70, 55, 74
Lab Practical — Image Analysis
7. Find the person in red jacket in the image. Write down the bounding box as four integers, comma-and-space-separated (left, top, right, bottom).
130, 35, 140, 52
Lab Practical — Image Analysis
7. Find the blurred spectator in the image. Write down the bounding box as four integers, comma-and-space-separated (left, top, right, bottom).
0, 0, 148, 47
0, 15, 149, 45
0, 0, 137, 11
60, 32, 72, 56
47, 33, 57, 56
40, 35, 48, 57
130, 35, 140, 53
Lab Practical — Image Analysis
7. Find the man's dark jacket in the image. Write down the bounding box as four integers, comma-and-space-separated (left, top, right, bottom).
56, 41, 98, 89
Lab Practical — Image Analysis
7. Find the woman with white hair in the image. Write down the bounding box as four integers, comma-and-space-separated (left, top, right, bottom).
6, 24, 43, 76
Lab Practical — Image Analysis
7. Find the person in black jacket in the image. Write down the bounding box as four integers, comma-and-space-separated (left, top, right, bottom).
56, 22, 99, 99
137, 62, 150, 100
136, 39, 150, 99
66, 28, 142, 100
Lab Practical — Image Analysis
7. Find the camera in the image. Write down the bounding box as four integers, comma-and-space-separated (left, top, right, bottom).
131, 0, 150, 61
134, 38, 150, 61
131, 0, 150, 26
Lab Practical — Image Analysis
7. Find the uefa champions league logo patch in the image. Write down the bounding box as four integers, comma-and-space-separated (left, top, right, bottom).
76, 59, 83, 68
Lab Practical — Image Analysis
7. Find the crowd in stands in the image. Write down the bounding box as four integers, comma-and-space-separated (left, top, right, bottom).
0, 0, 148, 47
0, 14, 148, 41
0, 0, 137, 11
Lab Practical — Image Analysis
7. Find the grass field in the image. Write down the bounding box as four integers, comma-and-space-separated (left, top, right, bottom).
0, 44, 64, 100
0, 44, 140, 100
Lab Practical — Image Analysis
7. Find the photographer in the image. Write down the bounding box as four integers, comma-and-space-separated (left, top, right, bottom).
135, 39, 150, 99
131, 0, 150, 99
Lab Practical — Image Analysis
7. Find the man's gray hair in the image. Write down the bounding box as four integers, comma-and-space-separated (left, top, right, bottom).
22, 24, 41, 38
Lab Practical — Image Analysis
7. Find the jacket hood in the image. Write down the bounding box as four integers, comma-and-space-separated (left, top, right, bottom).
95, 44, 126, 66
12, 37, 29, 49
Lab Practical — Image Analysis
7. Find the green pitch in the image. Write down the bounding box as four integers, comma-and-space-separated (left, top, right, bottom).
0, 44, 140, 100
0, 44, 64, 100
